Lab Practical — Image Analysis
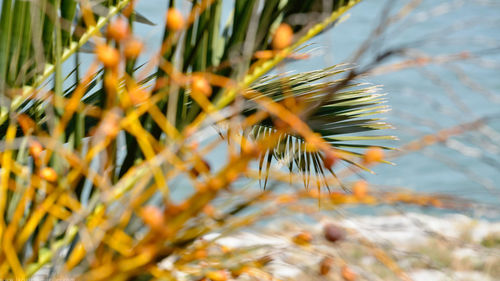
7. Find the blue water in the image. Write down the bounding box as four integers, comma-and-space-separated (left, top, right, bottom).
65, 1, 500, 217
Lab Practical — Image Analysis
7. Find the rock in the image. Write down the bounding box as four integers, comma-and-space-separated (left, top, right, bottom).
323, 223, 345, 243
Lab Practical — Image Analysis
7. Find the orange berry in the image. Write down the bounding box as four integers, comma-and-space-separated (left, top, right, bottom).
207, 177, 224, 191
352, 180, 368, 198
319, 257, 334, 276
363, 147, 384, 165
202, 204, 215, 217
341, 266, 357, 281
29, 141, 43, 158
96, 44, 120, 68
128, 86, 150, 105
40, 167, 57, 182
322, 150, 337, 169
17, 114, 35, 134
140, 206, 164, 230
188, 140, 199, 150
194, 249, 208, 259
206, 270, 228, 281
164, 202, 186, 217
241, 141, 260, 157
191, 75, 212, 97
166, 8, 184, 31
292, 231, 313, 245
124, 39, 143, 59
107, 18, 130, 41
98, 109, 121, 138
272, 23, 293, 50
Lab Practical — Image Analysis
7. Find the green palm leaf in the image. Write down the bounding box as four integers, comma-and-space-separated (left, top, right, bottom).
246, 65, 395, 189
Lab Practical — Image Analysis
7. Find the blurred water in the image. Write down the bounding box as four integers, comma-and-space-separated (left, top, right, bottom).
318, 0, 500, 209
82, 1, 500, 217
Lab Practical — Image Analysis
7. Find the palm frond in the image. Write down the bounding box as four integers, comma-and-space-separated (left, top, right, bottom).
246, 65, 395, 189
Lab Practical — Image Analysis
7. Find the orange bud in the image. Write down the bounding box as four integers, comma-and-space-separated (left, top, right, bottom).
292, 231, 313, 245
241, 141, 260, 157
140, 206, 164, 230
166, 8, 184, 31
188, 140, 199, 150
191, 75, 212, 97
124, 39, 143, 59
40, 167, 58, 182
322, 150, 337, 169
194, 249, 208, 259
341, 266, 357, 281
206, 270, 228, 281
207, 177, 224, 191
128, 86, 150, 105
29, 141, 43, 159
164, 202, 188, 217
272, 23, 293, 50
96, 44, 120, 68
107, 18, 130, 42
352, 180, 368, 198
18, 114, 35, 134
363, 147, 384, 165
319, 257, 334, 276
97, 109, 122, 138
202, 204, 215, 217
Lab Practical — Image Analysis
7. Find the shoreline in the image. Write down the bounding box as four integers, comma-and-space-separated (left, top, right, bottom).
203, 212, 500, 280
